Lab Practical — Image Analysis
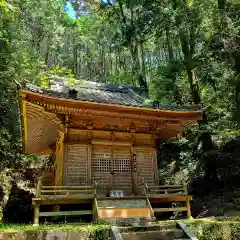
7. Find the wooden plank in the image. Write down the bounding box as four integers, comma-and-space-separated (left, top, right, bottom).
32, 198, 92, 206
35, 194, 94, 199
98, 208, 152, 219
153, 207, 187, 213
149, 188, 185, 192
148, 185, 185, 188
41, 189, 93, 193
39, 210, 92, 217
148, 195, 192, 202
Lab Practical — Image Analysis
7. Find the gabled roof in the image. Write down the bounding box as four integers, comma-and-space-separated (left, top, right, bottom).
23, 76, 203, 112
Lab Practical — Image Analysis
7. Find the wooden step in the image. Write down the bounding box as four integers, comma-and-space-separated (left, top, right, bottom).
39, 210, 92, 217
122, 229, 185, 240
153, 207, 187, 213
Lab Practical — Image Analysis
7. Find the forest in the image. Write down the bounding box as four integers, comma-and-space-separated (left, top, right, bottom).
0, 0, 240, 229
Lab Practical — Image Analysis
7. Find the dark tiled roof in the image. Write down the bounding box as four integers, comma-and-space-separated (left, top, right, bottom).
24, 76, 203, 112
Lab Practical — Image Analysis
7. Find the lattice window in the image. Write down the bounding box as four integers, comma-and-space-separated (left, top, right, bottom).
113, 159, 132, 172
92, 158, 132, 172
92, 158, 111, 172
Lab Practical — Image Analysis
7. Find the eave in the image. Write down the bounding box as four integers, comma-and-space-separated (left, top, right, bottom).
20, 89, 204, 121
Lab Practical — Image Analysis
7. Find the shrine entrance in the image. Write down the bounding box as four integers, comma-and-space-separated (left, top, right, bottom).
91, 145, 133, 195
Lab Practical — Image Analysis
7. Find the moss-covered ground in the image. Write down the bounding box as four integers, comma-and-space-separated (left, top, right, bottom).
0, 223, 110, 232
185, 217, 240, 240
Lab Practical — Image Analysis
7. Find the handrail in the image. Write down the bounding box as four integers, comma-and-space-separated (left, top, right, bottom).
147, 184, 188, 195
148, 184, 185, 188
146, 198, 154, 217
42, 185, 93, 189
37, 184, 95, 198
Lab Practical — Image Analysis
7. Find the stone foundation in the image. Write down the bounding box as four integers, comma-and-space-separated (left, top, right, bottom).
0, 229, 111, 240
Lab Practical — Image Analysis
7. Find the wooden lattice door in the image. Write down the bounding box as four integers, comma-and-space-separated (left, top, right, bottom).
112, 146, 132, 194
91, 145, 133, 194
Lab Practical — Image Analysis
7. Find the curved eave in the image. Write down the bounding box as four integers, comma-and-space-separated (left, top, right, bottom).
20, 89, 204, 120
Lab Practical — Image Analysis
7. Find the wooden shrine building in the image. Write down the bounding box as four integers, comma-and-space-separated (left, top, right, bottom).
19, 77, 203, 225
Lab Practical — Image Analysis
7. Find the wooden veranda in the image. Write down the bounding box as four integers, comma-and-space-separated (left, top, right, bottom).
32, 177, 192, 225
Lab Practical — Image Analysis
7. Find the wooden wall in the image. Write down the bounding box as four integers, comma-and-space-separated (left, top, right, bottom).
63, 144, 89, 185
54, 128, 159, 194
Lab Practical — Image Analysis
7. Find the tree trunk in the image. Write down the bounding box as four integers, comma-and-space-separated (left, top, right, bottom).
217, 0, 240, 124
130, 42, 148, 94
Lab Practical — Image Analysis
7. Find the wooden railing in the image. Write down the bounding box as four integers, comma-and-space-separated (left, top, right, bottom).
35, 177, 96, 198
140, 180, 192, 219
146, 185, 188, 196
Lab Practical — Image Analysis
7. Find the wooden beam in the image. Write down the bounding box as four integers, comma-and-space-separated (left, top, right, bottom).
64, 140, 89, 145
39, 210, 92, 217
41, 189, 93, 194
68, 128, 153, 137
91, 139, 132, 146
32, 197, 92, 206
149, 195, 192, 202
153, 207, 188, 212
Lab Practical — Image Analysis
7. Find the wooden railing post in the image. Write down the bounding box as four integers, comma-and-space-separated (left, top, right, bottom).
92, 178, 98, 197
33, 177, 42, 226
184, 184, 188, 195
186, 199, 192, 219
36, 177, 43, 198
33, 205, 40, 226
141, 178, 147, 195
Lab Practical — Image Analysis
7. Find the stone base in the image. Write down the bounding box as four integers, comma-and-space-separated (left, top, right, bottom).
103, 216, 156, 226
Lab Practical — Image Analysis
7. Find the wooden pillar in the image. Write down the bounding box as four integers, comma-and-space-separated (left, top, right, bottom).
131, 132, 138, 194
87, 129, 92, 185
152, 134, 159, 185
87, 143, 92, 185
33, 205, 40, 226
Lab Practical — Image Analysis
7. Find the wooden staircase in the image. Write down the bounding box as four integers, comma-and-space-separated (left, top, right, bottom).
95, 198, 155, 224
112, 221, 197, 240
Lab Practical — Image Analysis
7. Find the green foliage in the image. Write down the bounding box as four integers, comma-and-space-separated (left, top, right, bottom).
187, 220, 240, 240
40, 66, 75, 88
